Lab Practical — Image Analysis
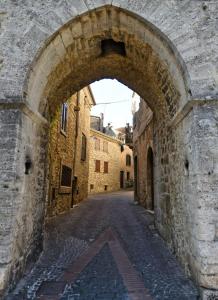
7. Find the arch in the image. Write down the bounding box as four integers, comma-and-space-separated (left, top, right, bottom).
20, 5, 190, 286
147, 146, 154, 211
24, 5, 191, 119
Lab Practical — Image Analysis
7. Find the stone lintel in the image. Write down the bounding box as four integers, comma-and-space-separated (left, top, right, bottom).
0, 101, 48, 126
170, 98, 218, 128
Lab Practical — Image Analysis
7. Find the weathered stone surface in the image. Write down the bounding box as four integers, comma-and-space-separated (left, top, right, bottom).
0, 1, 217, 298
47, 87, 94, 217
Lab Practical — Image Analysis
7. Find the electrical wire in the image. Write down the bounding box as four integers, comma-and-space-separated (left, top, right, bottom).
94, 99, 130, 105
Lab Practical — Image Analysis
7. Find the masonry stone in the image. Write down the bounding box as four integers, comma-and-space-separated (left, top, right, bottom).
88, 129, 121, 194
47, 87, 94, 217
0, 1, 217, 298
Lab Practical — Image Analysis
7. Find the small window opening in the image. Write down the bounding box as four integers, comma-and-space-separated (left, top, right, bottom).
25, 157, 32, 175
184, 159, 189, 176
104, 185, 108, 191
61, 103, 68, 133
101, 39, 126, 56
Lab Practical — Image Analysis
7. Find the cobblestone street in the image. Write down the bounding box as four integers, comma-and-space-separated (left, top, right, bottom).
7, 191, 198, 300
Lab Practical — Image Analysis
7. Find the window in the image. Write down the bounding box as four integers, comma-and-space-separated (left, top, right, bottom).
61, 103, 68, 133
103, 141, 108, 152
81, 133, 87, 161
51, 187, 56, 203
90, 184, 94, 190
60, 165, 72, 187
95, 138, 100, 150
104, 185, 108, 191
95, 160, 100, 172
104, 161, 108, 173
127, 172, 130, 180
126, 154, 131, 166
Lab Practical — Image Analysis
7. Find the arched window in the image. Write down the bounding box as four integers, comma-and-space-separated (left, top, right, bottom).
61, 103, 68, 133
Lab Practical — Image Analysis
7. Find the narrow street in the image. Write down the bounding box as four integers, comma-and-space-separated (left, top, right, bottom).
8, 191, 198, 300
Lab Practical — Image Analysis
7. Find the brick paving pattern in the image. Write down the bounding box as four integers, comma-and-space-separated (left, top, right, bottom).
61, 244, 129, 300
6, 191, 199, 300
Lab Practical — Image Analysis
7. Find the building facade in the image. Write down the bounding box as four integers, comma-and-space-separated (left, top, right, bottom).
47, 87, 95, 216
88, 128, 122, 194
120, 144, 134, 189
133, 99, 154, 210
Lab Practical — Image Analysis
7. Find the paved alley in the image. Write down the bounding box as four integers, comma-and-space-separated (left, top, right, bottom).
7, 191, 198, 300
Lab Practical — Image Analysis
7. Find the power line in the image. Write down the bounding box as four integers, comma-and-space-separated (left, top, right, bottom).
94, 99, 130, 105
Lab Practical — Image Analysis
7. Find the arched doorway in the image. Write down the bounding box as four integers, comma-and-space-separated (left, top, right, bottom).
147, 147, 154, 211
134, 156, 138, 200
0, 5, 190, 292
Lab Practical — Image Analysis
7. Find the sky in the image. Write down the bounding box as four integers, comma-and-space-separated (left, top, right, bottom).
90, 79, 139, 129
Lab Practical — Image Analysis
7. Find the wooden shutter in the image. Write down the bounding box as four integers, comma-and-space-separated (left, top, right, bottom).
104, 161, 108, 173
95, 160, 100, 172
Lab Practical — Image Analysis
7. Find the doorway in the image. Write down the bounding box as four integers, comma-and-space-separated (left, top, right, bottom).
147, 147, 154, 210
120, 171, 124, 189
71, 176, 77, 208
134, 156, 138, 200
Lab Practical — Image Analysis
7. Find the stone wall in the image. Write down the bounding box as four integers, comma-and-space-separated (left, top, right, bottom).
73, 88, 95, 204
133, 100, 153, 207
134, 131, 154, 208
88, 129, 121, 194
133, 97, 218, 299
47, 87, 94, 217
47, 96, 76, 216
0, 109, 48, 294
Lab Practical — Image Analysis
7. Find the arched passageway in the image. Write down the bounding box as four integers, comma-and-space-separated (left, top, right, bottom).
147, 147, 154, 211
0, 3, 218, 297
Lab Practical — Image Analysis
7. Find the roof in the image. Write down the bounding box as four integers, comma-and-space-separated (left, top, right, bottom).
90, 128, 122, 145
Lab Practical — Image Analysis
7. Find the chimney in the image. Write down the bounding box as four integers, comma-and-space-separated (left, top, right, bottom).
100, 113, 104, 132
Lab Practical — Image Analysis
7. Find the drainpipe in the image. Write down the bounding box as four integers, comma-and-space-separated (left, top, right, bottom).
73, 91, 80, 168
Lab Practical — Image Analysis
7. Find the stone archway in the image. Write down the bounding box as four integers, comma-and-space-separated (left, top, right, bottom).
0, 3, 218, 297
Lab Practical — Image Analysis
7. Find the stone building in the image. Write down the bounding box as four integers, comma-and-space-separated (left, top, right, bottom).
116, 126, 134, 189
88, 128, 122, 194
0, 2, 218, 297
47, 87, 95, 216
133, 99, 154, 209
120, 144, 134, 189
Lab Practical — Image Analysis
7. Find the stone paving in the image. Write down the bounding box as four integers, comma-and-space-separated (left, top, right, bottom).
6, 191, 199, 300
61, 244, 129, 300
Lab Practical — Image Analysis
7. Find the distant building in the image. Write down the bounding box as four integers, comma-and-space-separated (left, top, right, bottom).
89, 114, 134, 193
116, 126, 134, 188
116, 124, 133, 148
88, 128, 122, 194
120, 144, 134, 189
47, 87, 95, 216
90, 113, 104, 132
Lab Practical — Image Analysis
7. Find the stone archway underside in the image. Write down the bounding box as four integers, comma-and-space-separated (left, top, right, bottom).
26, 6, 188, 120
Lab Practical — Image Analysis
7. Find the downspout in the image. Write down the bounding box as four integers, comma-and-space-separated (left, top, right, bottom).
73, 91, 80, 172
